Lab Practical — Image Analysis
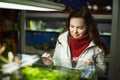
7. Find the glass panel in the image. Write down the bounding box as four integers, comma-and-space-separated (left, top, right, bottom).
25, 18, 67, 54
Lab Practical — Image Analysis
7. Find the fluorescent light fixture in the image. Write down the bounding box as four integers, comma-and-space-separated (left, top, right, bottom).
0, 0, 65, 11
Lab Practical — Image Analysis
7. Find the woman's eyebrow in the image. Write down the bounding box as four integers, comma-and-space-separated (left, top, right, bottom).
70, 24, 86, 28
70, 24, 74, 26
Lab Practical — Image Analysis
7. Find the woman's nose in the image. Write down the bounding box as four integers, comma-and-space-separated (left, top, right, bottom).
73, 28, 77, 33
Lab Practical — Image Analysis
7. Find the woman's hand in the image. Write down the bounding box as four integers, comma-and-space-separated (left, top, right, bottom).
41, 53, 53, 65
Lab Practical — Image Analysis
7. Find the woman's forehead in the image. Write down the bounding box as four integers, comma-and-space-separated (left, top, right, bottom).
70, 18, 86, 26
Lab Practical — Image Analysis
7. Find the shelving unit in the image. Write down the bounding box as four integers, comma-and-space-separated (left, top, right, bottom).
19, 11, 112, 53
25, 12, 112, 35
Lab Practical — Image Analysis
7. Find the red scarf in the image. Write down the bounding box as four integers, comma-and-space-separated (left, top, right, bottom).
68, 34, 91, 60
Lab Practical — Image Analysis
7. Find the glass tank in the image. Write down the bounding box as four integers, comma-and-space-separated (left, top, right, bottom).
25, 14, 67, 54
26, 18, 66, 32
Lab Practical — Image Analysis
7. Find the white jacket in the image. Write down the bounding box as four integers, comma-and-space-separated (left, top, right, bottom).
52, 31, 106, 75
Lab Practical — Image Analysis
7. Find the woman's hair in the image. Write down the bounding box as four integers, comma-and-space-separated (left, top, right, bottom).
63, 7, 108, 55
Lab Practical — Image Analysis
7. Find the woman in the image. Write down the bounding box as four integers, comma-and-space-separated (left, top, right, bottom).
42, 8, 107, 76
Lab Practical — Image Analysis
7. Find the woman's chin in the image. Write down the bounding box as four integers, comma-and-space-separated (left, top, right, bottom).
73, 36, 80, 38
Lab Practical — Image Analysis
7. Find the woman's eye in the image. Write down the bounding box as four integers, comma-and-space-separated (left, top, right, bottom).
78, 27, 84, 29
70, 25, 74, 28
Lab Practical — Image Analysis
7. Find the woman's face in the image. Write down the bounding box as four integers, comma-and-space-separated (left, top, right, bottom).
69, 18, 87, 38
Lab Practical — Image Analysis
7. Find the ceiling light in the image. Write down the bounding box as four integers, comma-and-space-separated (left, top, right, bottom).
0, 0, 65, 11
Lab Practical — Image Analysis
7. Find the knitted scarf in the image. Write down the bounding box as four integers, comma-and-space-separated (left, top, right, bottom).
68, 34, 91, 67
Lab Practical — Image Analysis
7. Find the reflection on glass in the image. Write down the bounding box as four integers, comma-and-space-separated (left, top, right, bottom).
25, 18, 66, 55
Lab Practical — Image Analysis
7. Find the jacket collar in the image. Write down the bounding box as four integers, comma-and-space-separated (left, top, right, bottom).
58, 31, 98, 50
58, 31, 68, 45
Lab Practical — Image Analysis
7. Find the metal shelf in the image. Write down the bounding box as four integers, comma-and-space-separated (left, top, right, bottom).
93, 14, 112, 20
26, 12, 112, 20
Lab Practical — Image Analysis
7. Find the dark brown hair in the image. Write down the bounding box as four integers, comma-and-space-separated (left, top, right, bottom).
63, 7, 108, 55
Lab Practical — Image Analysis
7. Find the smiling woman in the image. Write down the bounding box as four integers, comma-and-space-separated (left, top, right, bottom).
41, 8, 108, 79
0, 0, 65, 11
